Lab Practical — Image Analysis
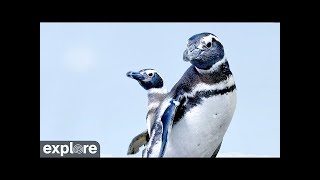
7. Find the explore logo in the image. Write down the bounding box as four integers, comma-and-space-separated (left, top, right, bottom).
40, 141, 100, 158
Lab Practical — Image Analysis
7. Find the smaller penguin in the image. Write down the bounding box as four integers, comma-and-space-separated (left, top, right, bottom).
126, 69, 168, 155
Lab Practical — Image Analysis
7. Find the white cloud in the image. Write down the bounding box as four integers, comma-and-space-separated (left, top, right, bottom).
64, 47, 96, 73
217, 152, 279, 157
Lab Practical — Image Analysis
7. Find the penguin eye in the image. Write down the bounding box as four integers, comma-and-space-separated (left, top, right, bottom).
148, 73, 154, 76
206, 42, 212, 48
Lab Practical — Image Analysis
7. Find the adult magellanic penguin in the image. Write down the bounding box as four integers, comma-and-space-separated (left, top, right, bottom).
126, 69, 168, 155
144, 32, 237, 157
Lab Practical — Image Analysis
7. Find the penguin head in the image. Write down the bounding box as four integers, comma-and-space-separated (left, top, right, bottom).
126, 69, 164, 90
183, 32, 225, 70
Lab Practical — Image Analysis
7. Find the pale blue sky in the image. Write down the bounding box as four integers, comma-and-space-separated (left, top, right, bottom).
40, 23, 280, 157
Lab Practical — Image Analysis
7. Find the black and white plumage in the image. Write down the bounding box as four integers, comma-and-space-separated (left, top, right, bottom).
144, 33, 237, 157
126, 69, 168, 155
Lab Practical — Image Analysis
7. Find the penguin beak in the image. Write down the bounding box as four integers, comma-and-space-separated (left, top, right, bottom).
183, 44, 202, 62
126, 71, 145, 81
183, 49, 190, 62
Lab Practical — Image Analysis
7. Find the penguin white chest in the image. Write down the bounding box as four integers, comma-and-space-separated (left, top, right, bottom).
164, 90, 237, 157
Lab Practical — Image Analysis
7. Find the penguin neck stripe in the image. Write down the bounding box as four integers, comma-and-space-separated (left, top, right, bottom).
184, 75, 235, 98
148, 102, 159, 110
148, 87, 167, 94
197, 84, 236, 97
173, 84, 236, 124
196, 57, 227, 74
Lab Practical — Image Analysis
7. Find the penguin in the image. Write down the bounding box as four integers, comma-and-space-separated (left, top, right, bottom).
144, 32, 237, 157
126, 69, 168, 155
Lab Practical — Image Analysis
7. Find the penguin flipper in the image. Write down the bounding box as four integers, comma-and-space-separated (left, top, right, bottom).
127, 130, 149, 155
211, 141, 222, 158
158, 98, 182, 157
145, 97, 183, 157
